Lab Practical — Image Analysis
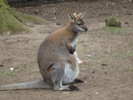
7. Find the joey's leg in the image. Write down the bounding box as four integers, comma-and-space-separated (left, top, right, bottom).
74, 52, 83, 64
51, 63, 79, 91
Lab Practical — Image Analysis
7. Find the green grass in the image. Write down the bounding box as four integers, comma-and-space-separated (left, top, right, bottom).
129, 69, 133, 71
79, 64, 86, 68
4, 71, 16, 76
3, 69, 24, 76
104, 27, 133, 34
100, 61, 108, 66
127, 51, 133, 57
8, 89, 14, 94
105, 27, 121, 34
113, 54, 120, 59
105, 77, 111, 81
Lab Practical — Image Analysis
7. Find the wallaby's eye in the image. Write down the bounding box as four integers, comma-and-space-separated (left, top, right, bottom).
77, 19, 84, 25
77, 22, 82, 25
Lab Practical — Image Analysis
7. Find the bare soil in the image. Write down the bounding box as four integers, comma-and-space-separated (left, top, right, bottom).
0, 1, 133, 100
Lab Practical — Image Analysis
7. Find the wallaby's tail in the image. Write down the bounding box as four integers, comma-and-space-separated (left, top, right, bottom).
0, 80, 52, 91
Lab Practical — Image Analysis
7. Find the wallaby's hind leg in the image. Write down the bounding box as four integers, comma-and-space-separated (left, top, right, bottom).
51, 62, 79, 91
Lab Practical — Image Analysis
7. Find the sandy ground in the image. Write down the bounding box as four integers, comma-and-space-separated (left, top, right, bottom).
0, 1, 133, 100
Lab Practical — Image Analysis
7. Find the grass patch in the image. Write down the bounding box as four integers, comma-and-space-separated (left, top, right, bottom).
104, 27, 133, 34
105, 77, 111, 81
3, 69, 24, 76
129, 68, 133, 71
100, 61, 108, 66
79, 64, 86, 68
113, 54, 120, 59
4, 71, 16, 76
105, 27, 121, 34
127, 51, 133, 57
0, 73, 4, 80
8, 89, 14, 94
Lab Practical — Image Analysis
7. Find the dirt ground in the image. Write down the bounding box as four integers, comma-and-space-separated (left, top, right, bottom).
0, 1, 133, 100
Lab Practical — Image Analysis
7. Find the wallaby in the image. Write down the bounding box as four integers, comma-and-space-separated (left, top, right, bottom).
0, 13, 88, 91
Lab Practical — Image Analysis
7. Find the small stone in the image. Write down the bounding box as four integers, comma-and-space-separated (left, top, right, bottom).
56, 23, 61, 25
0, 64, 4, 67
102, 63, 107, 66
125, 22, 129, 24
96, 92, 99, 94
128, 13, 132, 15
34, 10, 39, 14
92, 71, 95, 73
10, 68, 14, 71
84, 81, 87, 83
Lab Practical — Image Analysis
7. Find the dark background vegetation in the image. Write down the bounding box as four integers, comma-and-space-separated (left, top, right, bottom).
8, 0, 132, 7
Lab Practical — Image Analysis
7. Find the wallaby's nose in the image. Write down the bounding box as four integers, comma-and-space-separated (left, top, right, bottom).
84, 27, 88, 32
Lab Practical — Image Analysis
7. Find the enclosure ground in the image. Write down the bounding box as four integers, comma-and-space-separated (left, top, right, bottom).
0, 1, 133, 100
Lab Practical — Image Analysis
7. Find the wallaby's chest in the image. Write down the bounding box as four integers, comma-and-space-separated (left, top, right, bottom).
71, 36, 78, 48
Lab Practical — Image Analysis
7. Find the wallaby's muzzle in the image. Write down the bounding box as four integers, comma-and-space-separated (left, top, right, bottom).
83, 26, 88, 32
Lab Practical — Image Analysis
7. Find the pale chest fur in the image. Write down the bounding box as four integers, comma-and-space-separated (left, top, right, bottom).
62, 36, 79, 84
71, 35, 79, 48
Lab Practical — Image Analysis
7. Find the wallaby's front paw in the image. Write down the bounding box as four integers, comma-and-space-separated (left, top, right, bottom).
69, 85, 79, 91
70, 48, 75, 54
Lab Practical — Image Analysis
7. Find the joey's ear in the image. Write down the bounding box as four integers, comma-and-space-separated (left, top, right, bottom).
68, 14, 75, 22
78, 12, 87, 18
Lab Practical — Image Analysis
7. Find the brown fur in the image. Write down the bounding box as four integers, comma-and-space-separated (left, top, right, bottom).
38, 21, 78, 84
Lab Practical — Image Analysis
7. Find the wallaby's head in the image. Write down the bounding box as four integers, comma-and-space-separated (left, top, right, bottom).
68, 12, 88, 33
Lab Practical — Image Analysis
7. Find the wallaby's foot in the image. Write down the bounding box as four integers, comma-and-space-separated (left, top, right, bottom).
54, 85, 79, 91
69, 85, 79, 91
73, 79, 84, 84
63, 79, 84, 85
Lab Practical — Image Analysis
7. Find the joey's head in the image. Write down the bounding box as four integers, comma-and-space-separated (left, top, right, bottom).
68, 12, 88, 33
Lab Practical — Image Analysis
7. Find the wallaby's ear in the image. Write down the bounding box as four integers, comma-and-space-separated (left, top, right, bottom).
78, 12, 87, 18
68, 14, 75, 22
